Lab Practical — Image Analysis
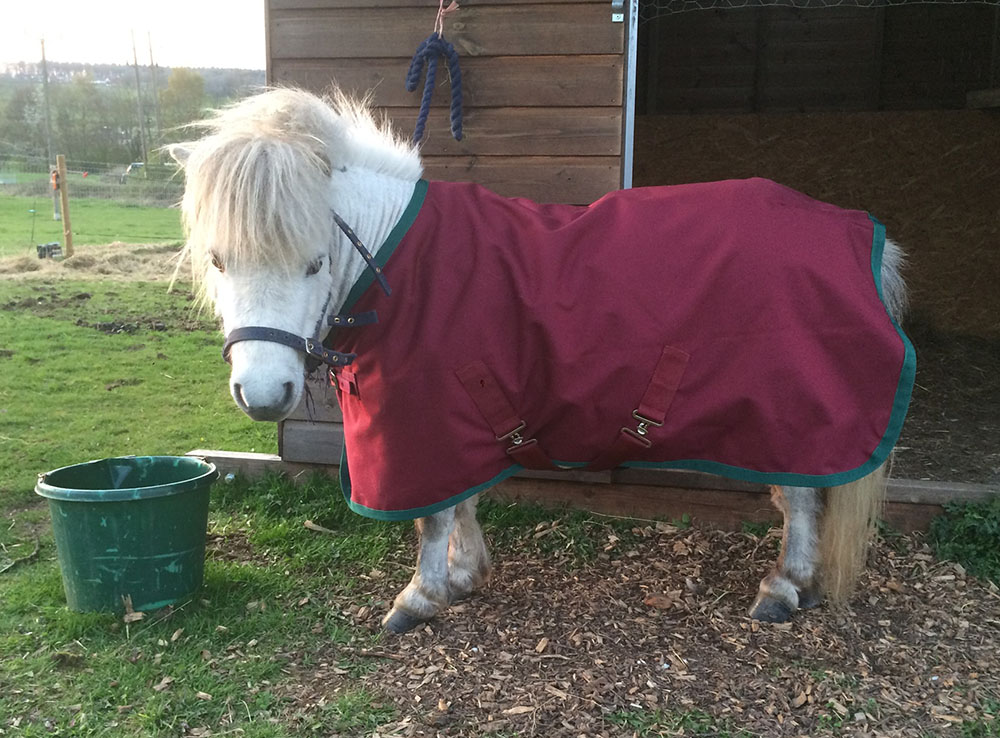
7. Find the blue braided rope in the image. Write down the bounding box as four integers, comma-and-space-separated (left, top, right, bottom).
405, 32, 463, 144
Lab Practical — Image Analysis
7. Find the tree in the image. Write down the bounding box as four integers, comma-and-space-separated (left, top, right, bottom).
160, 68, 207, 132
0, 86, 45, 153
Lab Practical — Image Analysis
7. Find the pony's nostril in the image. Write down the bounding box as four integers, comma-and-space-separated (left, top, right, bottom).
282, 382, 295, 406
233, 383, 248, 410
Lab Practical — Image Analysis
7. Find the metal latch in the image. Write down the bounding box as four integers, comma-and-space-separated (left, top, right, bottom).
611, 0, 624, 22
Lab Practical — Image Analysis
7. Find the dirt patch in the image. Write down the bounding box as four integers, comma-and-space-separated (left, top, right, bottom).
105, 378, 143, 391
0, 242, 190, 282
268, 525, 1000, 737
75, 318, 168, 334
1, 282, 210, 335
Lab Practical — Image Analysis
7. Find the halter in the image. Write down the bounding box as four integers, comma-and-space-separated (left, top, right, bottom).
221, 211, 390, 369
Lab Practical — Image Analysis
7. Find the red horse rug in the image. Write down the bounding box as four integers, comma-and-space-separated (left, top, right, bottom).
329, 178, 915, 520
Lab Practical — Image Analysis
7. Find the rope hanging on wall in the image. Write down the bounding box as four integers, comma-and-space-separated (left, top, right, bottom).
405, 1, 463, 144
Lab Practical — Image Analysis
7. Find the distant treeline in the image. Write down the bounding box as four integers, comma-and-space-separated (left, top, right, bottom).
0, 62, 265, 165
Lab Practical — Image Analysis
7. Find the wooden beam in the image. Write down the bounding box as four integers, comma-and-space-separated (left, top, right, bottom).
270, 55, 624, 108
967, 88, 1000, 108
270, 5, 622, 60
55, 155, 73, 257
420, 155, 621, 204
386, 107, 623, 157
186, 449, 998, 532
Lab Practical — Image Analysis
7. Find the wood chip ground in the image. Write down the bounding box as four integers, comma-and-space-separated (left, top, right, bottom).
268, 524, 1000, 737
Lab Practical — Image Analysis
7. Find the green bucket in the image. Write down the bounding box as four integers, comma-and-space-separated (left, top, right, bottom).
35, 455, 218, 613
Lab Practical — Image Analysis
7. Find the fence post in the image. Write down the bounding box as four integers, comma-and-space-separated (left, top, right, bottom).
56, 155, 73, 257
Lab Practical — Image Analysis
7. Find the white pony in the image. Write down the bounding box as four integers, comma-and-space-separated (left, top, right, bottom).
171, 88, 910, 633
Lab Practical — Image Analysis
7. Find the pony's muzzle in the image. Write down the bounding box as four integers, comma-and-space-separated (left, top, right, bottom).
232, 380, 297, 422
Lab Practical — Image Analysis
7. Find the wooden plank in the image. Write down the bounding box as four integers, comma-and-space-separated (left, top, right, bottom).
279, 419, 344, 464
188, 449, 999, 532
492, 476, 778, 529
386, 107, 622, 157
271, 0, 607, 7
189, 449, 340, 483
651, 88, 757, 115
273, 56, 622, 107
420, 155, 621, 203
612, 467, 769, 493
270, 5, 622, 59
968, 88, 1000, 109
271, 56, 624, 108
885, 478, 1000, 506
276, 419, 1000, 506
285, 373, 342, 423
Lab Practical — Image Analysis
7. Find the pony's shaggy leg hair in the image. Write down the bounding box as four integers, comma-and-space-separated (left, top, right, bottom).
383, 506, 456, 634
447, 494, 491, 602
749, 486, 821, 623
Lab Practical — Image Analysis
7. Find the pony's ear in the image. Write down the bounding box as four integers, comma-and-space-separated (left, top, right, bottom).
167, 144, 192, 167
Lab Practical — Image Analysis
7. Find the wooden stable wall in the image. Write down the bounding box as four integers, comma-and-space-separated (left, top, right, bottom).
267, 0, 627, 203
640, 4, 1000, 113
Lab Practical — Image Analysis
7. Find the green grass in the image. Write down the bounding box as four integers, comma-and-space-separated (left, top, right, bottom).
0, 279, 274, 509
607, 708, 756, 737
0, 473, 402, 738
0, 196, 183, 257
930, 496, 1000, 584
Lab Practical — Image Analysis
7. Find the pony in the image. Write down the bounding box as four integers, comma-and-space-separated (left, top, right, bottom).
170, 87, 912, 633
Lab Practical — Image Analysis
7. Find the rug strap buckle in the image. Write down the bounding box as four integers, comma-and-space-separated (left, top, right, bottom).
496, 421, 527, 448
621, 410, 664, 448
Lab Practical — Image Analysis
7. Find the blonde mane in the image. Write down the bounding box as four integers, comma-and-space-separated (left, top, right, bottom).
172, 87, 421, 286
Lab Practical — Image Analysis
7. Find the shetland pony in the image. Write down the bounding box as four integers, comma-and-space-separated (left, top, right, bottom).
170, 88, 910, 633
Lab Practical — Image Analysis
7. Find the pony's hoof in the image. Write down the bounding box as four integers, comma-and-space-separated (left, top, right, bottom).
748, 596, 794, 623
383, 608, 428, 634
797, 585, 822, 610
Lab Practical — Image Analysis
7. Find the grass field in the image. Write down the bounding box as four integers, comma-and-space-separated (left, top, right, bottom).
0, 279, 273, 509
0, 196, 183, 258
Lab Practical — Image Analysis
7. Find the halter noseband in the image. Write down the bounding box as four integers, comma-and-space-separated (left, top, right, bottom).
221, 211, 389, 369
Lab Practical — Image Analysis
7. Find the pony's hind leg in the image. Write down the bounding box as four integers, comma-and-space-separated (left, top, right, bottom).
749, 485, 821, 622
447, 493, 492, 602
383, 506, 455, 634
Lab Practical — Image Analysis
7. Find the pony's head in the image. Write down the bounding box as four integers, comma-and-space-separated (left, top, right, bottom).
169, 87, 418, 421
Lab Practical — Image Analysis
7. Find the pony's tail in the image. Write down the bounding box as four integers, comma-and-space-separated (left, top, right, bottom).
818, 463, 887, 603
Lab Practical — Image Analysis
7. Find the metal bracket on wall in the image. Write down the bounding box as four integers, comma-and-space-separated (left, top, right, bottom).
611, 0, 624, 22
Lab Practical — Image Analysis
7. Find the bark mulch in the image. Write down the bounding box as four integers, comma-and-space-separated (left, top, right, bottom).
274, 522, 1000, 737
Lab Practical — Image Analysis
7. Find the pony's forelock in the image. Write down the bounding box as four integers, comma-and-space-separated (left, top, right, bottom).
171, 87, 421, 297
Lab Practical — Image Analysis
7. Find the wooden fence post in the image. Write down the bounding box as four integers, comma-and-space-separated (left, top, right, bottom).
56, 154, 73, 257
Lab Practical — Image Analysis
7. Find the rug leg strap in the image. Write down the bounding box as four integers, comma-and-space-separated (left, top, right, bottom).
582, 345, 690, 472
456, 345, 689, 472
455, 361, 561, 471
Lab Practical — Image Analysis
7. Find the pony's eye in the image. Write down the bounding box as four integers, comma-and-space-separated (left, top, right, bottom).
210, 252, 225, 272
306, 257, 323, 276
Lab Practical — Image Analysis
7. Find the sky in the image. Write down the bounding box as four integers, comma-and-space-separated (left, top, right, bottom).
1, 0, 266, 70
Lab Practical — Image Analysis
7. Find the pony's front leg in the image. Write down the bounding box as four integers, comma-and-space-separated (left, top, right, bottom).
749, 485, 821, 622
383, 506, 455, 634
448, 494, 491, 601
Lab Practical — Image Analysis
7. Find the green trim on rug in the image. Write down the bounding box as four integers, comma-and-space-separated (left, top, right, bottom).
338, 179, 428, 314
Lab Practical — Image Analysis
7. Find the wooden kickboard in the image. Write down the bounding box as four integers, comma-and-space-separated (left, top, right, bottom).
190, 446, 998, 533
